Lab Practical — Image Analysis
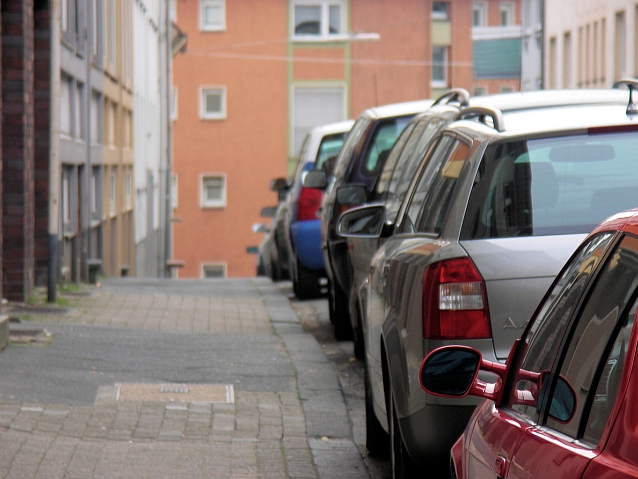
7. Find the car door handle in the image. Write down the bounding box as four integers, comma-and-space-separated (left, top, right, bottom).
494, 455, 508, 479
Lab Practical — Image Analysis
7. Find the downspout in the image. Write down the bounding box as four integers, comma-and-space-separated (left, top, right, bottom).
48, 0, 61, 302
164, 2, 172, 277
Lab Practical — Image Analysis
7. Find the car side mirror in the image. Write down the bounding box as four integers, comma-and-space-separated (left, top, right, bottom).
261, 206, 278, 218
337, 205, 386, 238
302, 170, 327, 189
270, 177, 288, 192
420, 346, 507, 401
336, 185, 366, 206
252, 223, 269, 234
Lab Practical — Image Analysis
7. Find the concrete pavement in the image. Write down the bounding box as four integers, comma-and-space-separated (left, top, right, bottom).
0, 277, 371, 479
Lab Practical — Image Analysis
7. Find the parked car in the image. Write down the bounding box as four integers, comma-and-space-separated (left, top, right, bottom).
421, 206, 638, 479
309, 99, 434, 338
271, 120, 354, 299
338, 84, 637, 477
254, 205, 281, 279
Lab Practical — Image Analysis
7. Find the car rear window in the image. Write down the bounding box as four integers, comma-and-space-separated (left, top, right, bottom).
315, 132, 349, 175
461, 131, 638, 240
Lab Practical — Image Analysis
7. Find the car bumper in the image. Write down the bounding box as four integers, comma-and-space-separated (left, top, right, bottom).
399, 404, 477, 467
291, 219, 325, 270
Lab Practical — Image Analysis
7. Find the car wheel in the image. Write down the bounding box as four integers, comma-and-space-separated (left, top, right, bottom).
365, 363, 389, 457
389, 392, 419, 479
330, 281, 353, 340
294, 258, 321, 300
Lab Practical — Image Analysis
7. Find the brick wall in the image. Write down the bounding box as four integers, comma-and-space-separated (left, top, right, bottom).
2, 0, 36, 302
33, 5, 50, 287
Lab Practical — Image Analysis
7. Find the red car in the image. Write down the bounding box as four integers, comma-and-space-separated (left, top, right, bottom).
420, 208, 638, 479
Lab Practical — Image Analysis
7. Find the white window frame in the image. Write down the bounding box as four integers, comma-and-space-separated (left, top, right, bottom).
125, 169, 132, 210
500, 2, 515, 27
171, 87, 178, 121
202, 262, 227, 279
200, 86, 227, 120
472, 2, 487, 27
60, 74, 72, 138
291, 0, 346, 41
200, 0, 226, 32
432, 46, 449, 87
201, 174, 227, 208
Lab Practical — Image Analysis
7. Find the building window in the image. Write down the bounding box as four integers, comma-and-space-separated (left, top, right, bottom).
500, 2, 515, 26
91, 91, 101, 144
62, 169, 72, 231
171, 87, 178, 121
61, 0, 69, 32
563, 31, 572, 88
200, 0, 225, 31
432, 46, 448, 86
200, 87, 226, 120
108, 0, 116, 67
60, 74, 72, 137
202, 263, 226, 278
473, 86, 487, 96
75, 81, 84, 140
500, 86, 514, 93
172, 174, 178, 209
108, 101, 117, 146
292, 1, 345, 40
472, 2, 487, 27
125, 169, 132, 210
110, 168, 117, 216
91, 168, 100, 219
201, 175, 226, 208
432, 2, 450, 20
615, 11, 626, 81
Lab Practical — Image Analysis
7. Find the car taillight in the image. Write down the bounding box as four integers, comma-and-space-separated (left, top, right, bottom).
422, 258, 491, 340
297, 187, 323, 221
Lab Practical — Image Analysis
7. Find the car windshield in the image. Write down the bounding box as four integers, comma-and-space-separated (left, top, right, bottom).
461, 130, 638, 240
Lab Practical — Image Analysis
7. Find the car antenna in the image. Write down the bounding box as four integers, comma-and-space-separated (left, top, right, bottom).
613, 79, 638, 117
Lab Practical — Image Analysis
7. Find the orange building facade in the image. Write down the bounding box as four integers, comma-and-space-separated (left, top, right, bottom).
172, 0, 520, 278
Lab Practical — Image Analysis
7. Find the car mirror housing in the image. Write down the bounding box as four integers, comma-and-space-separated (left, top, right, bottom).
302, 170, 327, 189
337, 205, 386, 238
336, 185, 367, 206
420, 345, 508, 402
270, 177, 288, 192
252, 223, 269, 234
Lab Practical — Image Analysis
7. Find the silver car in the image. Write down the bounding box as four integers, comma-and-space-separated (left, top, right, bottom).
339, 83, 638, 477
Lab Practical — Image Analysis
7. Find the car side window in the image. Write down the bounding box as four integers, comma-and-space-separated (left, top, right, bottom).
332, 117, 369, 183
362, 116, 413, 178
400, 135, 454, 234
506, 232, 616, 423
546, 234, 638, 444
415, 138, 471, 234
385, 119, 446, 224
375, 121, 417, 197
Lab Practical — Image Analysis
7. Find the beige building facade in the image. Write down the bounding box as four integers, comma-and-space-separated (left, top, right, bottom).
545, 0, 638, 89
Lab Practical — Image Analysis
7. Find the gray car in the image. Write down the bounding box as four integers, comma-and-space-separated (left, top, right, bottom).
339, 84, 638, 477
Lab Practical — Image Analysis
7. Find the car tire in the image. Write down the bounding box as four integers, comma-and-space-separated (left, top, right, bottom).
365, 363, 389, 457
389, 392, 419, 479
294, 258, 321, 300
330, 281, 353, 340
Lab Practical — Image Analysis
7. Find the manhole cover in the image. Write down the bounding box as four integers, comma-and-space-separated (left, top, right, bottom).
9, 329, 49, 343
114, 383, 234, 403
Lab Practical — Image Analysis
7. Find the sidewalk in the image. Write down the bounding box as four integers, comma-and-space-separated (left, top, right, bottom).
0, 278, 370, 479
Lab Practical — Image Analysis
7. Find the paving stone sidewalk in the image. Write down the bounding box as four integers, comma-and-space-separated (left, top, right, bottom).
0, 278, 370, 479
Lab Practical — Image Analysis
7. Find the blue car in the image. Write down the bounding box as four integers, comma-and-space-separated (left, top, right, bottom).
272, 120, 354, 299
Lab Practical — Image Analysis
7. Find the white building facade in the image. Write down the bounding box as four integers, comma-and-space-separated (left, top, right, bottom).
545, 0, 638, 89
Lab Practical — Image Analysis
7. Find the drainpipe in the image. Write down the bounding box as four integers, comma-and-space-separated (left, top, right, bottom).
48, 0, 61, 303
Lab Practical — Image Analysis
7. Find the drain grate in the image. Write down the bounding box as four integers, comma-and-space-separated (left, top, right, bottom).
114, 383, 234, 403
9, 329, 49, 343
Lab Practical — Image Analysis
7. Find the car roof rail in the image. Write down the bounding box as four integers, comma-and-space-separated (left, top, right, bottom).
613, 78, 638, 116
457, 106, 505, 132
431, 88, 471, 108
